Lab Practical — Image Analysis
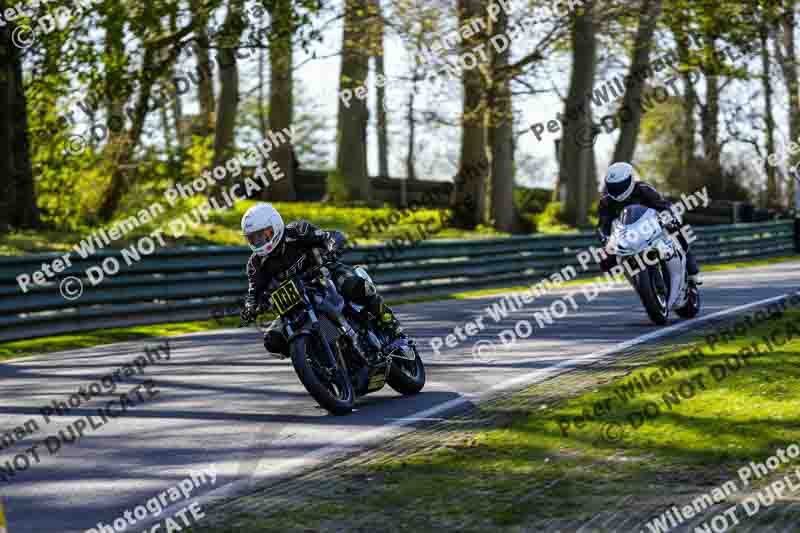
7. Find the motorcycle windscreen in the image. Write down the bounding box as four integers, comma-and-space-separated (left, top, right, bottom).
619, 204, 649, 224
612, 206, 661, 255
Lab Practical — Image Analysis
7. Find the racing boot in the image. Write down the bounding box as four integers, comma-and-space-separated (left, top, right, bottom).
686, 251, 701, 287
687, 274, 702, 288
370, 299, 407, 343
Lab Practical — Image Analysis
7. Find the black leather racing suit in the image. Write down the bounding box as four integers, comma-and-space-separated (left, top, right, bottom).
597, 182, 698, 276
244, 220, 397, 356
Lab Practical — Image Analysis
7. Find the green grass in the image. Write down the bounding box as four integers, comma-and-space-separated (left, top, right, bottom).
192, 308, 800, 532
0, 200, 507, 255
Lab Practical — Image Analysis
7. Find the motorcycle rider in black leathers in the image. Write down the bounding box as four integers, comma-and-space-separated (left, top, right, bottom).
238, 203, 405, 357
597, 162, 700, 286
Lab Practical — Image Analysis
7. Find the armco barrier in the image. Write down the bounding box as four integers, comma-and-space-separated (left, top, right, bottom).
0, 220, 795, 342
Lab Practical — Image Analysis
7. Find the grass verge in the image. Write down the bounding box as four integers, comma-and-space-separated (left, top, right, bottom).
0, 201, 505, 255
192, 305, 800, 532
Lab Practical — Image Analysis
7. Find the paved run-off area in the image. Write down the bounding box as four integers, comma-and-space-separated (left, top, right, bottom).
0, 261, 799, 532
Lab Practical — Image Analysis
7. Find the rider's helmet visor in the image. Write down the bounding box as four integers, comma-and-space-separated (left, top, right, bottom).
607, 176, 632, 200
246, 226, 275, 248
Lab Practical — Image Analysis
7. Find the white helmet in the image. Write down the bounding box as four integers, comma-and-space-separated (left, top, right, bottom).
604, 162, 636, 201
241, 203, 284, 257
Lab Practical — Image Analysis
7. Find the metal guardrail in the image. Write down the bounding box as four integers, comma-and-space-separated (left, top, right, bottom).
0, 220, 795, 342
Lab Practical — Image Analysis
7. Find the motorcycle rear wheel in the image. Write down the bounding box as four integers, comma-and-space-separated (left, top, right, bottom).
290, 334, 355, 415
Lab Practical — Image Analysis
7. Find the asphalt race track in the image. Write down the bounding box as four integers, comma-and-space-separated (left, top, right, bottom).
1, 261, 799, 533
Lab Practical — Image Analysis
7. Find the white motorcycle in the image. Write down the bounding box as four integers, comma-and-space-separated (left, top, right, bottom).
605, 204, 700, 325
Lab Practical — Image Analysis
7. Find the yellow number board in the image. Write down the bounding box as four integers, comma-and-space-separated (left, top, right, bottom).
270, 280, 303, 315
0, 497, 7, 533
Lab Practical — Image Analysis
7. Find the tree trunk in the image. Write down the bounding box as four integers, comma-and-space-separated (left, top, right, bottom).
161, 98, 173, 159
552, 139, 565, 201
170, 11, 185, 153
612, 0, 662, 163
777, 9, 800, 208
489, 0, 515, 233
700, 42, 721, 175
258, 46, 267, 139
0, 10, 39, 229
587, 121, 598, 205
451, 0, 489, 229
405, 90, 416, 184
267, 0, 296, 200
669, 16, 697, 189
336, 0, 372, 202
561, 0, 597, 227
98, 48, 159, 221
761, 24, 778, 209
374, 0, 389, 179
104, 9, 126, 153
375, 53, 389, 179
212, 0, 245, 174
191, 0, 215, 136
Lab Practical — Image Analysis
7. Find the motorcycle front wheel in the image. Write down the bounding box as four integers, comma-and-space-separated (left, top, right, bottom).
387, 344, 426, 395
290, 334, 355, 415
637, 263, 669, 325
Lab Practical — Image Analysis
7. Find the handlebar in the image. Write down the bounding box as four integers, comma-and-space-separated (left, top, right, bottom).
300, 258, 336, 282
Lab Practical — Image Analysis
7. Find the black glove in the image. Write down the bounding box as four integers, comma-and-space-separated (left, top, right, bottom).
665, 219, 681, 233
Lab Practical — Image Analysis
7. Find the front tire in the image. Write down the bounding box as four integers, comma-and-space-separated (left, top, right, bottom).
387, 345, 426, 395
637, 264, 669, 325
290, 334, 355, 415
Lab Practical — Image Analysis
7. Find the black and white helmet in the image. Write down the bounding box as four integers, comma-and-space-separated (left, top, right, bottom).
604, 162, 636, 201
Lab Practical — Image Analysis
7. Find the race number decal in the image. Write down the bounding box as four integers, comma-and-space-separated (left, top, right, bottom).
270, 280, 303, 315
0, 498, 8, 533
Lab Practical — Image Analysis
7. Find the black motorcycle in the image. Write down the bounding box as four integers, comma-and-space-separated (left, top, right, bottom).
244, 255, 426, 415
